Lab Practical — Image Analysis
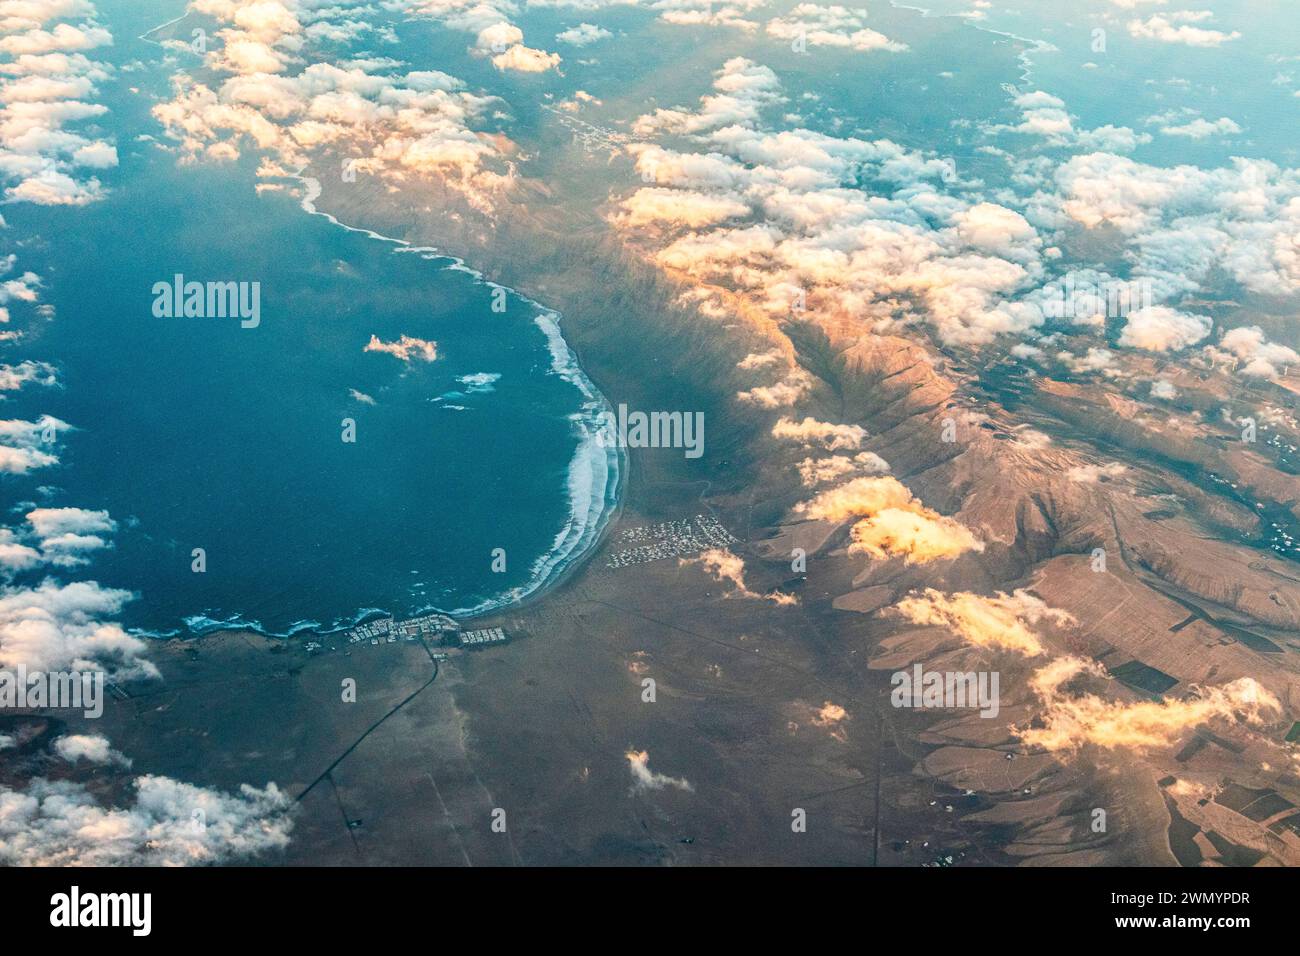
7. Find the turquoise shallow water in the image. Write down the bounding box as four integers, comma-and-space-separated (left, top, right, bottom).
1, 6, 620, 636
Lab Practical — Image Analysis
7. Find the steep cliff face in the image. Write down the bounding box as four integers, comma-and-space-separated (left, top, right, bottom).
702, 301, 1300, 864
314, 79, 1300, 864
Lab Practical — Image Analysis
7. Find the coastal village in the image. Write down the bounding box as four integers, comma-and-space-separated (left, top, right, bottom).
298, 511, 740, 656
303, 612, 510, 657
605, 513, 739, 569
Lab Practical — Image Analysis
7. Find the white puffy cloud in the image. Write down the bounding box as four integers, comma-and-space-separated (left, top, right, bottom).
795, 450, 889, 486
771, 415, 866, 450
1053, 152, 1300, 297
0, 0, 114, 204
1206, 325, 1300, 379
0, 773, 293, 865
0, 358, 55, 390
23, 506, 115, 566
679, 546, 797, 604
653, 0, 766, 31
24, 505, 112, 538
736, 368, 811, 407
363, 332, 437, 362
1058, 346, 1115, 374
617, 186, 749, 228
0, 578, 157, 680
633, 57, 782, 136
1018, 656, 1279, 753
764, 4, 907, 54
0, 414, 66, 474
1127, 10, 1240, 47
153, 2, 514, 212
796, 476, 982, 565
554, 22, 609, 45
54, 732, 129, 766
1118, 305, 1211, 352
625, 749, 693, 792
993, 89, 1148, 153
893, 588, 1074, 657
1158, 115, 1241, 139
0, 529, 40, 570
621, 60, 1062, 346
527, 0, 766, 32
490, 42, 560, 72
399, 0, 561, 72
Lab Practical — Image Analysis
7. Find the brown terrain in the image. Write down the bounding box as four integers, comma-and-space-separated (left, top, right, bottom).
11, 114, 1299, 866
9, 18, 1300, 865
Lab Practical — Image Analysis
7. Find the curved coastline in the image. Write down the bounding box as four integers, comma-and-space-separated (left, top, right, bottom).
160, 175, 625, 639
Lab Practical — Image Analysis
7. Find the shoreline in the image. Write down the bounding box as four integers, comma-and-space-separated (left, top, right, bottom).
142, 175, 627, 640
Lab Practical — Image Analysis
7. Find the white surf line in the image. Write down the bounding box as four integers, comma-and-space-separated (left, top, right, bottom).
888, 1, 1057, 89
285, 172, 626, 624
136, 11, 625, 634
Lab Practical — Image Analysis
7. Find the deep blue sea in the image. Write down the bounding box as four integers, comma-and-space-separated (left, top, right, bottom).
1, 1, 619, 636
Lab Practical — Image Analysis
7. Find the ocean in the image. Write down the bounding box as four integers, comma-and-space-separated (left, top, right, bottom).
1, 3, 620, 636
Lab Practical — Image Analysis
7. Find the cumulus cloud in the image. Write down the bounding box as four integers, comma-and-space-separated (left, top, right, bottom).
364, 333, 437, 362
0, 257, 41, 324
764, 4, 907, 54
1158, 115, 1241, 139
24, 506, 111, 538
893, 588, 1073, 656
617, 186, 749, 228
1127, 10, 1240, 47
23, 506, 115, 566
0, 773, 293, 865
555, 22, 609, 46
1017, 655, 1281, 753
796, 476, 982, 564
1045, 151, 1300, 304
625, 749, 693, 793
1205, 326, 1300, 379
0, 0, 115, 204
0, 358, 56, 391
1052, 152, 1300, 300
993, 90, 1148, 153
1058, 346, 1115, 375
399, 0, 561, 72
0, 414, 66, 474
771, 416, 866, 450
0, 578, 157, 680
736, 348, 782, 370
1118, 305, 1211, 352
846, 506, 983, 564
490, 42, 560, 72
794, 450, 889, 486
634, 57, 782, 136
54, 732, 129, 766
617, 71, 1281, 367
736, 368, 810, 408
653, 0, 766, 31
795, 474, 913, 521
679, 546, 797, 605
0, 529, 40, 571
620, 60, 1066, 346
153, 1, 513, 213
